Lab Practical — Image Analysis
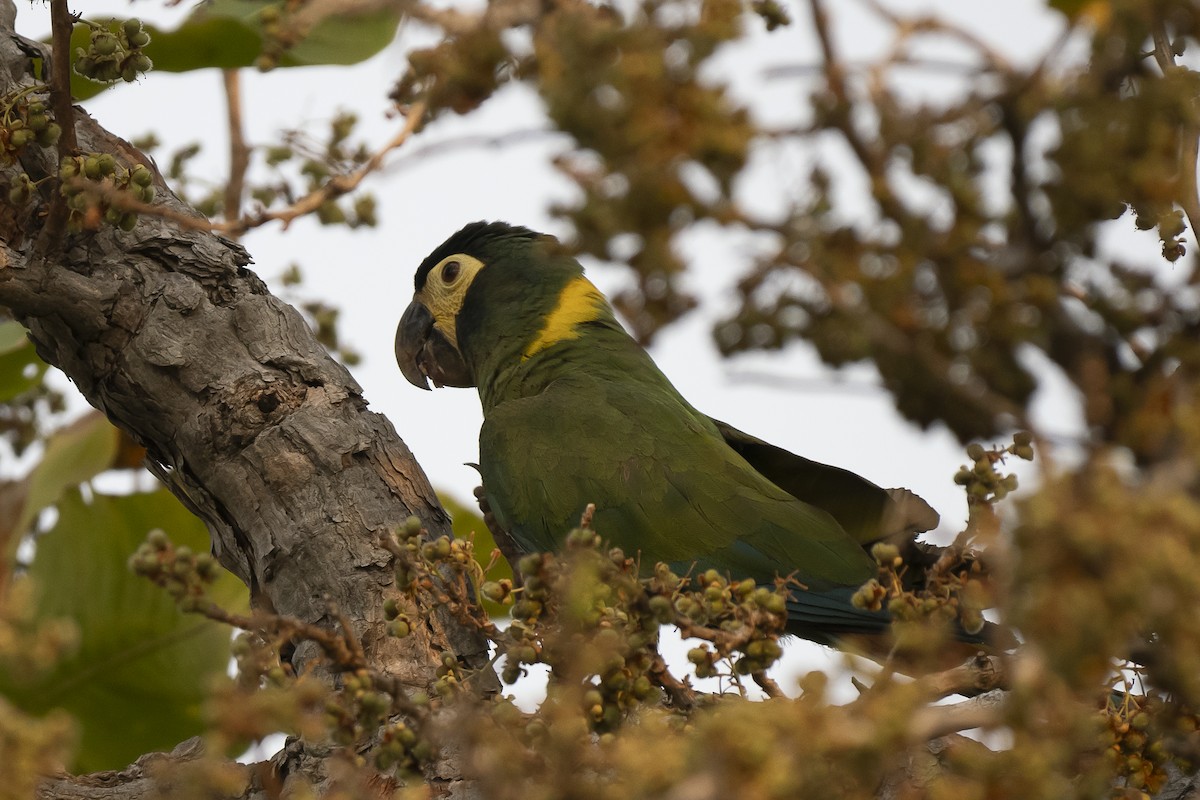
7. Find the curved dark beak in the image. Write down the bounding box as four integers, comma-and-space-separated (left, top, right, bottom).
395, 300, 474, 389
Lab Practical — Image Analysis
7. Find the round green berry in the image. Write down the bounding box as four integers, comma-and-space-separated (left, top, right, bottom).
131, 165, 153, 186
92, 33, 119, 57
10, 128, 34, 148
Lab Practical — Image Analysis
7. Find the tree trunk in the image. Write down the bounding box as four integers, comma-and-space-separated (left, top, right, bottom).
0, 2, 488, 795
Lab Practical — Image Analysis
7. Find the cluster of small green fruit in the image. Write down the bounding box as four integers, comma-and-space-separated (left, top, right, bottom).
504, 536, 665, 732
853, 540, 992, 646
255, 3, 293, 71
317, 667, 438, 776
74, 19, 152, 84
131, 524, 442, 777
391, 515, 479, 591
675, 568, 790, 678
229, 631, 289, 688
2, 97, 61, 163
1134, 203, 1189, 263
127, 528, 219, 611
257, 112, 379, 228
324, 670, 397, 746
373, 717, 434, 773
1102, 691, 1197, 797
954, 432, 1034, 503
58, 154, 155, 231
388, 512, 796, 733
501, 528, 791, 728
383, 516, 492, 702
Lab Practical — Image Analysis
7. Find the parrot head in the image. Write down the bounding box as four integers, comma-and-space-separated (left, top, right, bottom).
396, 220, 611, 392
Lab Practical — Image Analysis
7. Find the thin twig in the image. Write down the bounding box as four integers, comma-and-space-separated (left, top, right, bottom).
66, 178, 215, 231
47, 0, 76, 155
64, 100, 432, 237
1151, 19, 1200, 269
388, 128, 562, 174
194, 600, 365, 670
752, 671, 784, 698
42, 0, 78, 246
649, 648, 697, 710
405, 0, 541, 37
224, 98, 428, 235
857, 0, 1012, 73
764, 57, 993, 80
222, 69, 249, 227
806, 0, 909, 226
327, 594, 369, 667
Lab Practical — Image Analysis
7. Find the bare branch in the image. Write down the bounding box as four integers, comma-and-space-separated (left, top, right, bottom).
752, 671, 785, 698
907, 689, 1005, 742
42, 0, 77, 246
763, 57, 994, 80
37, 738, 216, 800
223, 69, 249, 226
224, 99, 428, 235
55, 100, 432, 238
1151, 18, 1200, 259
389, 128, 563, 174
857, 0, 1012, 73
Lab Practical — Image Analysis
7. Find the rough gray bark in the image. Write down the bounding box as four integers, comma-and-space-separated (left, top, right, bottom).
0, 2, 488, 796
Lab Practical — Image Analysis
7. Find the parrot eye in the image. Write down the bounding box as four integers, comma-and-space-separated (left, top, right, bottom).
441, 260, 461, 284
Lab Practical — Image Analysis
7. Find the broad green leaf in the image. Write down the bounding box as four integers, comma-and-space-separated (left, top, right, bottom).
439, 491, 514, 618
0, 320, 28, 353
276, 8, 402, 68
67, 19, 259, 101
69, 3, 402, 101
0, 320, 46, 402
14, 413, 119, 543
142, 16, 263, 72
2, 488, 246, 772
195, 0, 401, 67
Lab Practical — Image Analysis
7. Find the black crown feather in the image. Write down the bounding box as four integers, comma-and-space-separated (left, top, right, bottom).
414, 221, 543, 290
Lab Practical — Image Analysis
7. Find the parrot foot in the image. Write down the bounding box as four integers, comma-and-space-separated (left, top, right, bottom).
473, 484, 525, 587
913, 653, 1008, 699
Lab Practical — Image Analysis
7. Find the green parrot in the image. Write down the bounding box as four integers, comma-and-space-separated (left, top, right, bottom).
395, 221, 948, 645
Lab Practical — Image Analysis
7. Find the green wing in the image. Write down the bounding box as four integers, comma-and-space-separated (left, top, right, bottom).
479, 373, 879, 598
711, 419, 939, 546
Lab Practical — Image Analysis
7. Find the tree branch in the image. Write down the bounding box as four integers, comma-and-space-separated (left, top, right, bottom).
37, 738, 216, 800
222, 69, 249, 225
906, 689, 1004, 742
41, 0, 77, 245
224, 99, 427, 236
1151, 18, 1200, 262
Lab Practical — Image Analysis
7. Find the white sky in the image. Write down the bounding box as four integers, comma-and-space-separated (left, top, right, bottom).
10, 0, 1183, 702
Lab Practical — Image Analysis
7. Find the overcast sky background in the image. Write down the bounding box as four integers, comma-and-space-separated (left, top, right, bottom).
9, 0, 1184, 706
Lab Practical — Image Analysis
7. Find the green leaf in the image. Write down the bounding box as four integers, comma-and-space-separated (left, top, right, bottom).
438, 491, 514, 618
276, 8, 402, 68
1, 488, 246, 772
142, 16, 263, 72
0, 321, 46, 402
0, 320, 28, 353
14, 413, 119, 543
68, 4, 402, 101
